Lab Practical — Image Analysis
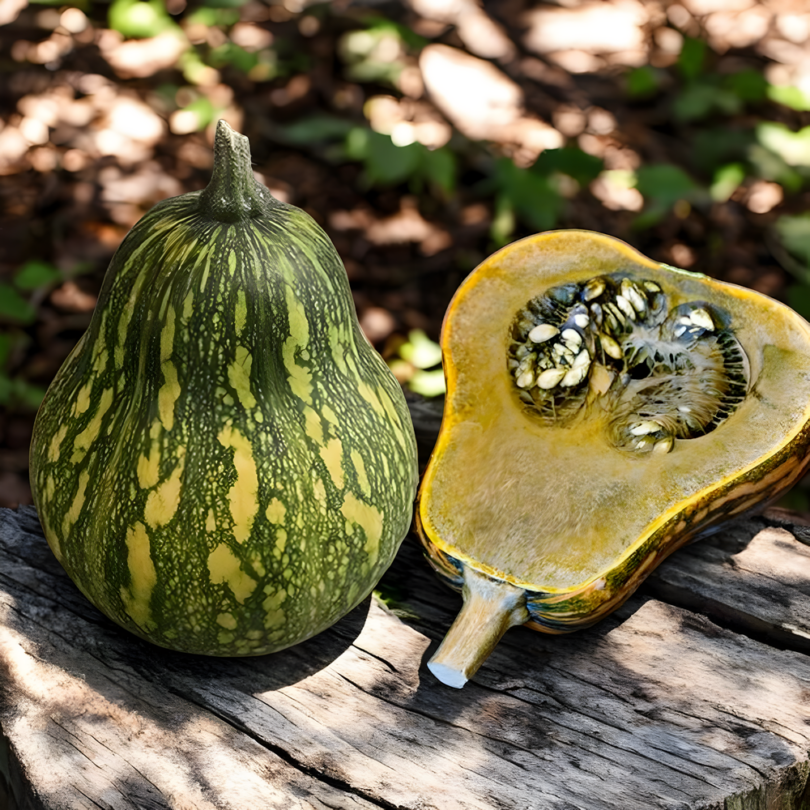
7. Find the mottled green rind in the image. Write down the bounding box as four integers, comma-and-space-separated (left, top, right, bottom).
30, 181, 418, 656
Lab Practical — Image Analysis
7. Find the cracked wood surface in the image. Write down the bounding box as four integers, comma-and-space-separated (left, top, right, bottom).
2, 505, 810, 810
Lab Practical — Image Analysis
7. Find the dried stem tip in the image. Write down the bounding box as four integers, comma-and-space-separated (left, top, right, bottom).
428, 566, 528, 688
199, 120, 272, 223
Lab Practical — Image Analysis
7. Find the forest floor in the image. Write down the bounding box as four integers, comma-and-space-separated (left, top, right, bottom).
2, 0, 810, 509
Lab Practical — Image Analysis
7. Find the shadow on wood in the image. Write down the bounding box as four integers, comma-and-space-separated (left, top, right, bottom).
2, 505, 810, 809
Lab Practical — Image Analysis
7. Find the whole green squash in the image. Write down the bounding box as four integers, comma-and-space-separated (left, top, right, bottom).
29, 121, 418, 656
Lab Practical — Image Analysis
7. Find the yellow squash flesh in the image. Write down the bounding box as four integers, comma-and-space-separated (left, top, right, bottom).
417, 230, 810, 688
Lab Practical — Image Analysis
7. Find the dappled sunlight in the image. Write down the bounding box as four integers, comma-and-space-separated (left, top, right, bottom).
604, 600, 810, 745
524, 0, 649, 70
407, 0, 514, 61
330, 196, 452, 255
98, 29, 187, 79
419, 44, 563, 158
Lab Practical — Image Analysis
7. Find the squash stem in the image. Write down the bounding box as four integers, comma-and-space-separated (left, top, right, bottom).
428, 565, 528, 688
199, 120, 271, 223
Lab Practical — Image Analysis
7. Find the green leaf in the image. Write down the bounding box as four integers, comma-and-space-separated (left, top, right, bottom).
185, 6, 240, 26
0, 333, 12, 367
346, 128, 422, 186
632, 203, 668, 231
634, 164, 700, 208
491, 195, 516, 247
200, 0, 249, 7
747, 144, 803, 192
757, 122, 810, 167
724, 69, 768, 102
177, 96, 216, 131
108, 0, 174, 39
14, 260, 61, 291
0, 285, 36, 324
677, 37, 706, 81
691, 127, 755, 174
421, 147, 456, 195
361, 17, 429, 52
533, 148, 604, 186
208, 43, 259, 73
493, 158, 564, 233
673, 81, 741, 122
776, 213, 810, 269
9, 379, 45, 411
710, 163, 745, 202
767, 84, 810, 112
398, 329, 442, 369
627, 66, 660, 98
787, 283, 810, 321
409, 369, 446, 398
278, 115, 354, 146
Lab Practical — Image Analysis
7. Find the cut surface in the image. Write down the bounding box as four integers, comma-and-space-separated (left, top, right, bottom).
418, 231, 810, 593
508, 273, 749, 455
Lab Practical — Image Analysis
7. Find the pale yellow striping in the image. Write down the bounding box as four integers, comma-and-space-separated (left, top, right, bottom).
228, 346, 257, 409
263, 588, 287, 629
75, 381, 93, 415
234, 289, 247, 337
313, 479, 326, 504
182, 289, 194, 322
45, 474, 55, 504
379, 387, 409, 453
357, 381, 385, 418
217, 612, 237, 629
320, 437, 344, 490
157, 284, 172, 322
341, 494, 383, 564
158, 361, 181, 431
73, 387, 114, 454
285, 284, 309, 346
321, 404, 339, 425
284, 360, 312, 403
137, 421, 163, 490
208, 543, 257, 603
218, 424, 259, 543
120, 522, 157, 629
62, 469, 90, 538
228, 250, 237, 275
92, 347, 107, 374
199, 253, 212, 291
115, 228, 167, 362
48, 424, 69, 463
265, 498, 286, 524
143, 449, 185, 528
303, 406, 323, 445
282, 285, 313, 403
350, 450, 371, 497
206, 508, 216, 532
160, 306, 175, 363
137, 444, 161, 490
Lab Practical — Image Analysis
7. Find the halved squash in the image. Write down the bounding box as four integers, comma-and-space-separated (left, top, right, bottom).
417, 230, 810, 687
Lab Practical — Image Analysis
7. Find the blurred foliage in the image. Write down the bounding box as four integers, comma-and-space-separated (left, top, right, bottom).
0, 261, 62, 411
388, 330, 445, 398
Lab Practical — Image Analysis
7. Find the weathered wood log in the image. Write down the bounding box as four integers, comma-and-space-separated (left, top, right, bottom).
2, 504, 810, 810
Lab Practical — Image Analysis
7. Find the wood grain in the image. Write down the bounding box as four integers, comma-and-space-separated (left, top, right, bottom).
2, 505, 810, 810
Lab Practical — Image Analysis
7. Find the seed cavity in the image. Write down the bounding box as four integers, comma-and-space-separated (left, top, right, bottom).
507, 272, 749, 456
